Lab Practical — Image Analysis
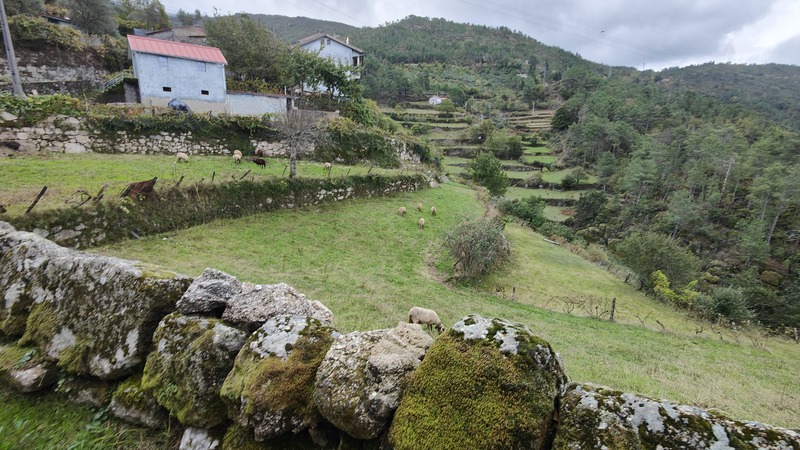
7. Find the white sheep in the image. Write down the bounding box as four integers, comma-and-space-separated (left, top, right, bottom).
418, 217, 425, 229
408, 306, 444, 333
398, 206, 407, 216
430, 206, 437, 216
417, 202, 423, 212
176, 152, 189, 163
233, 153, 242, 164
323, 162, 332, 176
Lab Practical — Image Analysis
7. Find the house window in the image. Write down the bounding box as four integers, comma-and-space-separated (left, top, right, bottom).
158, 56, 168, 68
320, 40, 325, 49
201, 90, 209, 95
162, 86, 172, 92
197, 62, 206, 72
353, 56, 359, 66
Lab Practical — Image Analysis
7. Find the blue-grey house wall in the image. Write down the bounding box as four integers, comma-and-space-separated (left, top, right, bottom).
132, 52, 227, 112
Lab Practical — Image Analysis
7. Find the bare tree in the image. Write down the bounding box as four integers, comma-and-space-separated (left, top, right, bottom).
274, 110, 327, 179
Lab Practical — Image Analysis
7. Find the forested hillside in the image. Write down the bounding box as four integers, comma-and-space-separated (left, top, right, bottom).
661, 62, 800, 131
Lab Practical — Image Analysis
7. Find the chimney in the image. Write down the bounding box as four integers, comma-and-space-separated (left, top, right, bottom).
346, 36, 350, 44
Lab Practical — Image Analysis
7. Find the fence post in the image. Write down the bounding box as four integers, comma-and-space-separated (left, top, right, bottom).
609, 297, 616, 322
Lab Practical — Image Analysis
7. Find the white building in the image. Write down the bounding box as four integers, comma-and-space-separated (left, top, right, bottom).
297, 32, 364, 92
127, 35, 228, 113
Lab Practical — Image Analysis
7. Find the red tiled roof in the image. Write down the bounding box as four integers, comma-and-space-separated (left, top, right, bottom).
127, 35, 226, 64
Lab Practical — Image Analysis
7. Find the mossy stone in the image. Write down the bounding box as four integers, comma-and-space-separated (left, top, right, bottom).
142, 313, 247, 428
389, 315, 566, 450
221, 315, 336, 441
110, 374, 169, 429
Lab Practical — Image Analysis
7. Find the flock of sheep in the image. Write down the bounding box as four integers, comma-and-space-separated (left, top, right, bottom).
174, 151, 333, 174
398, 201, 437, 230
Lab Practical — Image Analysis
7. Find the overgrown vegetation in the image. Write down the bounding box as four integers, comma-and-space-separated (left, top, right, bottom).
442, 218, 509, 281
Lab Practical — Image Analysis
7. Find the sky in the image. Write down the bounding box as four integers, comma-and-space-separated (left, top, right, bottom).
162, 0, 800, 70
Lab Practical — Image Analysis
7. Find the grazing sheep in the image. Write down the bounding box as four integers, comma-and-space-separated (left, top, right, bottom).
430, 206, 437, 216
233, 150, 243, 157
398, 206, 407, 216
233, 154, 242, 164
254, 148, 265, 157
418, 217, 425, 229
176, 152, 189, 163
417, 202, 423, 212
408, 306, 444, 333
323, 162, 332, 176
251, 157, 266, 168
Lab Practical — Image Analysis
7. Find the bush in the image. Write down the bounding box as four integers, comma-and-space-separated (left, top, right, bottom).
467, 152, 508, 196
615, 231, 702, 292
696, 287, 755, 323
8, 15, 84, 51
498, 197, 546, 228
572, 191, 608, 228
442, 218, 510, 280
0, 94, 84, 126
537, 222, 576, 242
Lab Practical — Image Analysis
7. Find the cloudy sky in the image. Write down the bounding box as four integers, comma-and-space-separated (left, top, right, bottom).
162, 0, 800, 70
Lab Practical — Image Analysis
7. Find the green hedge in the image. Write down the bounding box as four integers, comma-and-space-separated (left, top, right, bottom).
7, 174, 426, 248
0, 95, 84, 126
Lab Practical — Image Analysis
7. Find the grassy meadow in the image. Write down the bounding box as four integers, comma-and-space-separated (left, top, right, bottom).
0, 153, 403, 216
91, 181, 800, 428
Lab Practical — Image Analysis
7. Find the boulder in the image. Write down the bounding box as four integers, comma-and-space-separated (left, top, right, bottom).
142, 313, 247, 428
110, 374, 169, 429
176, 268, 242, 315
222, 423, 321, 450
55, 376, 115, 407
223, 282, 333, 330
389, 315, 567, 450
180, 427, 221, 450
315, 322, 434, 440
553, 383, 800, 449
221, 315, 336, 441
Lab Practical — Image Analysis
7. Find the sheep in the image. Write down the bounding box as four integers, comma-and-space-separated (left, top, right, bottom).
418, 217, 425, 229
398, 206, 407, 216
254, 148, 266, 157
323, 162, 332, 177
176, 152, 189, 163
408, 306, 444, 333
250, 157, 266, 168
430, 206, 437, 216
233, 154, 242, 164
417, 202, 423, 212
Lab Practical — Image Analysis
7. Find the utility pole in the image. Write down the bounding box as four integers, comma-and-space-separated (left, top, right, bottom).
0, 0, 25, 98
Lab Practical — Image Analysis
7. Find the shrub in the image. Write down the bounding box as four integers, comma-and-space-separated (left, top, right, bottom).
410, 123, 431, 136
615, 231, 702, 292
498, 197, 546, 228
0, 94, 84, 126
696, 287, 755, 323
572, 191, 608, 228
467, 152, 508, 196
8, 15, 84, 51
537, 222, 576, 242
442, 218, 510, 280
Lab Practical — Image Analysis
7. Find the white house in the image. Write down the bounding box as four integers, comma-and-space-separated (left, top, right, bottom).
297, 32, 364, 91
127, 35, 228, 113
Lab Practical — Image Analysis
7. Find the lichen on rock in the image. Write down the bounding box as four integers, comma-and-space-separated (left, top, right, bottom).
389, 315, 567, 450
220, 315, 336, 441
222, 282, 333, 330
142, 313, 247, 428
2, 227, 191, 379
315, 322, 434, 441
553, 383, 800, 450
176, 268, 242, 315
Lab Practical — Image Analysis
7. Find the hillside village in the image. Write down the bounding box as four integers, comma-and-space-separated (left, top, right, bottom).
0, 1, 799, 449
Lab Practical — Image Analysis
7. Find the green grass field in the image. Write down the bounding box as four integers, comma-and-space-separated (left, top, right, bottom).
504, 187, 587, 201
523, 146, 551, 155
521, 154, 557, 164
0, 154, 403, 216
91, 181, 800, 428
544, 205, 572, 222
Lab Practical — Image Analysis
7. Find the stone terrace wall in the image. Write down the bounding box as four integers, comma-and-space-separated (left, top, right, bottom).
1, 224, 798, 449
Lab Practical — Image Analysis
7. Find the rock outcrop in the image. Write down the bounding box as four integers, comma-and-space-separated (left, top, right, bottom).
176, 268, 242, 315
389, 315, 567, 450
142, 313, 247, 428
221, 315, 336, 441
554, 383, 800, 449
223, 282, 333, 330
315, 322, 434, 440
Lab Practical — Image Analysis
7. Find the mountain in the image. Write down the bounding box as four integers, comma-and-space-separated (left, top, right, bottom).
249, 14, 358, 44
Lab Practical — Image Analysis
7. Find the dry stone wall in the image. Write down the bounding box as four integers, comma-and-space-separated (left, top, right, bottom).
1, 224, 798, 450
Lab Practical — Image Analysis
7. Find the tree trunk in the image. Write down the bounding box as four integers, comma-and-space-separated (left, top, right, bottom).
290, 148, 297, 179
766, 207, 783, 244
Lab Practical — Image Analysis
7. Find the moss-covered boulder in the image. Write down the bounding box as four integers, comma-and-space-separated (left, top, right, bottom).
110, 374, 169, 429
221, 423, 323, 450
553, 383, 800, 449
142, 313, 247, 428
54, 376, 114, 407
221, 315, 336, 441
314, 322, 434, 441
0, 228, 63, 338
1, 228, 192, 379
389, 315, 567, 450
176, 268, 243, 315
180, 426, 224, 450
223, 282, 333, 331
